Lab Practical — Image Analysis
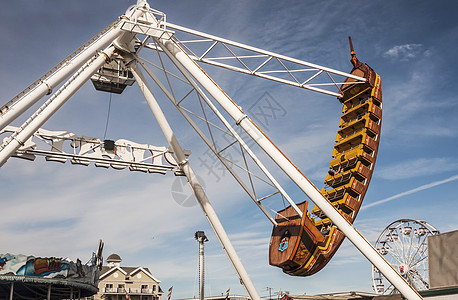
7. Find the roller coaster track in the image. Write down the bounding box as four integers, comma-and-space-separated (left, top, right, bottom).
269, 52, 382, 276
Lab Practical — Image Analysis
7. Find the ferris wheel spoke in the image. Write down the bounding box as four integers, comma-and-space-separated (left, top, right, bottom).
409, 248, 427, 269
400, 222, 410, 262
406, 272, 419, 290
405, 223, 414, 262
387, 254, 403, 267
407, 223, 419, 262
412, 270, 429, 288
410, 243, 428, 265
410, 223, 426, 262
409, 237, 423, 263
409, 255, 428, 269
404, 222, 418, 265
384, 242, 404, 265
408, 234, 429, 266
385, 234, 404, 260
393, 226, 406, 263
390, 236, 405, 259
411, 272, 424, 289
386, 283, 396, 295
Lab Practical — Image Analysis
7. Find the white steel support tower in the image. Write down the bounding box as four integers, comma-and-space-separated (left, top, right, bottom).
0, 1, 422, 300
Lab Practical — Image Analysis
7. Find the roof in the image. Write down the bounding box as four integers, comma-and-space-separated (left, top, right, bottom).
99, 265, 161, 283
0, 274, 98, 298
106, 253, 122, 262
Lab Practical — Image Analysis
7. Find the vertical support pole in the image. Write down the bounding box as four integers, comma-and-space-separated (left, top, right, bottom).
129, 63, 261, 300
47, 284, 51, 300
195, 231, 208, 300
9, 282, 13, 300
199, 241, 205, 300
0, 46, 116, 167
156, 38, 422, 300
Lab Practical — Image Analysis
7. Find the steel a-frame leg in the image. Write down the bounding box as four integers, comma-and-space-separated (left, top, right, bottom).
129, 62, 261, 300
156, 38, 422, 300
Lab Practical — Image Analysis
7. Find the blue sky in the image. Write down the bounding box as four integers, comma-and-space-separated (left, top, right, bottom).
1, 0, 458, 298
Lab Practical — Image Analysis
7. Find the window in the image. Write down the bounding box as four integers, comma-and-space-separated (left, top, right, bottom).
153, 285, 156, 291
105, 284, 113, 288
142, 285, 148, 289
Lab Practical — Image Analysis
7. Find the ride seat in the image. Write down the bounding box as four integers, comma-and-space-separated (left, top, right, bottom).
332, 129, 378, 156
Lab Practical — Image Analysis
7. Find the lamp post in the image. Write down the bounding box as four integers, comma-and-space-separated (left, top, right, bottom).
195, 231, 209, 300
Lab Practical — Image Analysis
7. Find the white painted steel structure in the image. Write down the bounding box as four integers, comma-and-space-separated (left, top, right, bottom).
0, 1, 422, 300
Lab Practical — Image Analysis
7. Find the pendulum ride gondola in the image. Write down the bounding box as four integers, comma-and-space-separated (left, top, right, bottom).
0, 1, 422, 300
269, 37, 383, 276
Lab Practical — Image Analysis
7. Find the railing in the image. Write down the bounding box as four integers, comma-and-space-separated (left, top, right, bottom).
103, 287, 155, 294
343, 97, 371, 114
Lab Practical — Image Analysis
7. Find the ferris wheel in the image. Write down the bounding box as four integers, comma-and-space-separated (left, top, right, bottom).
372, 219, 440, 295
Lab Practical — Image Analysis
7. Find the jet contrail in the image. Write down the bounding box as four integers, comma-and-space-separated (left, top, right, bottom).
362, 174, 458, 210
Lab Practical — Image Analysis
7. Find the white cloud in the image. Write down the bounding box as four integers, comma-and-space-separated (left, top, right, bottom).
362, 174, 458, 210
381, 67, 458, 140
384, 44, 427, 60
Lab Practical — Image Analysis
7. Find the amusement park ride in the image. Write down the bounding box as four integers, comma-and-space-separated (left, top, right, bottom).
0, 1, 424, 299
372, 219, 440, 295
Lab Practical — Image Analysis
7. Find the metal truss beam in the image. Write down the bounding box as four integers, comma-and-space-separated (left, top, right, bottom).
135, 47, 306, 222
137, 56, 290, 225
162, 23, 366, 98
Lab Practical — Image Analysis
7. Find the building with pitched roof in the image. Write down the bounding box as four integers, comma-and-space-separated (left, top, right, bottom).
90, 253, 163, 300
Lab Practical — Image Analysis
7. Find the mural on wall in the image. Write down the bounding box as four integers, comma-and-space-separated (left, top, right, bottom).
0, 253, 98, 285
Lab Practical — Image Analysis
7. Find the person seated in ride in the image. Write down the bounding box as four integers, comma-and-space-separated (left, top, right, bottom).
328, 155, 345, 176
278, 230, 291, 252
320, 225, 330, 235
